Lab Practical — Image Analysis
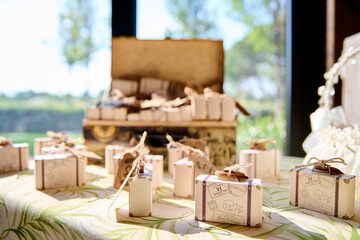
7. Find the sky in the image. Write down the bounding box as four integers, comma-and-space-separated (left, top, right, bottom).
0, 0, 246, 97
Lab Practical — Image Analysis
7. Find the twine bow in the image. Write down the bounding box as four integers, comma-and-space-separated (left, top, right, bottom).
246, 139, 276, 150
166, 134, 205, 158
216, 163, 252, 181
295, 157, 347, 175
109, 131, 149, 209
54, 142, 102, 160
0, 136, 12, 147
47, 131, 75, 147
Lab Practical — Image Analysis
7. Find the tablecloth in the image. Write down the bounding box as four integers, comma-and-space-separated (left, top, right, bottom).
0, 157, 359, 240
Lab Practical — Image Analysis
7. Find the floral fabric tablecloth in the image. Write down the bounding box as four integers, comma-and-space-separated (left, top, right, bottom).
0, 157, 359, 240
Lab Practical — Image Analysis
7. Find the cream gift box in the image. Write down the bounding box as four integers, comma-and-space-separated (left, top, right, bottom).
222, 96, 236, 121
105, 145, 127, 174
239, 149, 280, 178
101, 108, 115, 120
113, 151, 139, 189
191, 95, 207, 120
140, 110, 154, 121
87, 107, 100, 120
180, 105, 193, 121
207, 95, 221, 120
114, 108, 127, 121
35, 153, 86, 189
167, 108, 181, 122
127, 113, 140, 121
195, 174, 263, 227
34, 138, 56, 156
0, 143, 29, 173
153, 110, 167, 122
168, 146, 183, 175
145, 155, 163, 189
174, 158, 194, 198
129, 164, 153, 217
290, 167, 355, 219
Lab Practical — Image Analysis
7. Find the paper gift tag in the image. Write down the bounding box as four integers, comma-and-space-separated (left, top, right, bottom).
113, 152, 139, 189
190, 153, 216, 177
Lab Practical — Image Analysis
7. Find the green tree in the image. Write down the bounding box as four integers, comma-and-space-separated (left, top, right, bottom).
165, 0, 218, 38
228, 0, 286, 118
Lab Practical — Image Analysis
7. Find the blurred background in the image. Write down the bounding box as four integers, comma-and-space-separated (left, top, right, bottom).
0, 0, 286, 155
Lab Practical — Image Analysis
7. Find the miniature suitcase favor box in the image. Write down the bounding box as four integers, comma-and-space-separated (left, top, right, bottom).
166, 135, 217, 198
290, 157, 356, 219
195, 164, 263, 227
35, 146, 102, 189
111, 132, 153, 217
239, 139, 280, 178
0, 136, 29, 173
34, 131, 75, 156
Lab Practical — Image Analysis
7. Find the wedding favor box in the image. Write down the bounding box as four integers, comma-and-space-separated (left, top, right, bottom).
101, 108, 114, 120
180, 105, 193, 121
222, 96, 236, 121
127, 113, 140, 121
191, 95, 207, 120
145, 155, 163, 189
113, 151, 139, 189
174, 158, 194, 198
129, 164, 153, 217
168, 146, 183, 175
153, 110, 167, 121
34, 138, 56, 156
207, 95, 221, 120
290, 167, 355, 219
35, 153, 86, 189
239, 149, 280, 178
114, 108, 127, 121
167, 108, 181, 122
195, 175, 263, 227
105, 145, 127, 174
140, 110, 154, 121
0, 143, 29, 173
87, 107, 100, 120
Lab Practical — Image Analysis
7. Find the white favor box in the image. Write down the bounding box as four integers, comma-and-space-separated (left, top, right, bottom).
168, 147, 183, 175
114, 108, 127, 121
167, 108, 181, 122
145, 155, 163, 189
127, 113, 140, 121
174, 158, 194, 198
101, 108, 114, 120
0, 143, 29, 173
207, 96, 221, 120
41, 147, 65, 155
35, 153, 86, 189
191, 95, 207, 120
140, 110, 154, 121
87, 107, 100, 120
105, 145, 127, 174
239, 149, 280, 178
129, 164, 153, 217
34, 138, 55, 156
180, 105, 193, 121
290, 167, 355, 219
153, 110, 167, 122
222, 96, 236, 121
195, 175, 263, 227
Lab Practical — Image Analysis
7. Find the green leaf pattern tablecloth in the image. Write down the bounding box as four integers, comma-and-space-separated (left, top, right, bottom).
0, 157, 359, 239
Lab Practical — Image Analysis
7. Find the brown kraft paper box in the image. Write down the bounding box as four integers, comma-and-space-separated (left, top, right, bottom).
0, 143, 29, 173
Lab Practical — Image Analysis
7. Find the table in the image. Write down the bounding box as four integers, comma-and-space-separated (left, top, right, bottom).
0, 157, 359, 239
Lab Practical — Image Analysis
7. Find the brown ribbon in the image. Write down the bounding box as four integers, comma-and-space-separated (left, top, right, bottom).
52, 143, 102, 160
166, 134, 205, 157
295, 157, 347, 175
46, 131, 75, 147
0, 136, 12, 147
215, 164, 252, 181
246, 139, 276, 151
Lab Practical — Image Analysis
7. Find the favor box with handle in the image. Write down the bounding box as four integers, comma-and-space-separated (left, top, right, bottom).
195, 175, 263, 227
168, 146, 183, 175
35, 153, 86, 189
0, 143, 29, 173
145, 155, 163, 189
239, 149, 280, 178
129, 164, 153, 217
290, 167, 355, 219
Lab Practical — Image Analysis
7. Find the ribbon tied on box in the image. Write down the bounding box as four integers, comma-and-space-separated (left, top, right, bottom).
0, 136, 12, 147
216, 163, 252, 181
54, 142, 102, 160
295, 157, 347, 175
246, 139, 276, 151
166, 134, 205, 157
47, 131, 77, 148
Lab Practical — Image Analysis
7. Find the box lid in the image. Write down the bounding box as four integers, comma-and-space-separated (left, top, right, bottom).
111, 37, 224, 92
